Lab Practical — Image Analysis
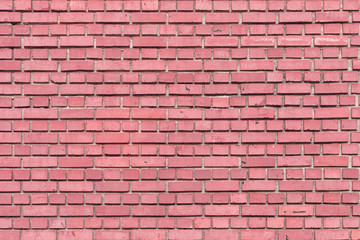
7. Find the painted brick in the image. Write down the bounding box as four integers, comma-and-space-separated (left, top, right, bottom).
0, 2, 357, 236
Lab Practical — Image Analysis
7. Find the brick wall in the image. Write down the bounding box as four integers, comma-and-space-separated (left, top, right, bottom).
0, 0, 360, 239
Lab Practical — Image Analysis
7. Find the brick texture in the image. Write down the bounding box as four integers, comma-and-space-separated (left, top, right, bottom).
0, 0, 359, 239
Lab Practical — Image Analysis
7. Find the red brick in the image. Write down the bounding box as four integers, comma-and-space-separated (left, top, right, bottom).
61, 61, 94, 71
242, 133, 276, 143
24, 61, 57, 71
58, 231, 93, 240
22, 231, 56, 240
242, 12, 276, 23
132, 230, 166, 240
168, 60, 202, 71
205, 37, 238, 47
279, 205, 313, 216
133, 60, 166, 71
315, 132, 348, 143
315, 59, 348, 70
96, 61, 130, 71
315, 108, 349, 119
278, 36, 312, 46
316, 12, 349, 22
314, 156, 348, 167
242, 206, 276, 216
279, 181, 313, 192
241, 108, 275, 119
169, 37, 202, 47
0, 37, 21, 47
60, 36, 93, 47
279, 12, 313, 23
96, 37, 130, 47
241, 84, 274, 95
278, 108, 313, 119
240, 60, 274, 71
95, 12, 129, 23
316, 205, 351, 216
314, 36, 348, 46
241, 36, 275, 47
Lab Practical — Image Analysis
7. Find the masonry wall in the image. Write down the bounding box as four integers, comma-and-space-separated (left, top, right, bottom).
0, 0, 360, 239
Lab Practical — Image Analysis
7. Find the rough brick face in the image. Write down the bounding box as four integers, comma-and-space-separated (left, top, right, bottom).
0, 0, 359, 239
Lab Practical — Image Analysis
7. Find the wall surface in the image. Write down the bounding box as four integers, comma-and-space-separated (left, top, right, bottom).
0, 0, 360, 239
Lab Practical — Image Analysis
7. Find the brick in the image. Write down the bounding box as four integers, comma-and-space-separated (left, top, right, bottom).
24, 109, 58, 119
168, 230, 202, 240
279, 12, 313, 23
95, 109, 130, 119
204, 60, 237, 71
24, 61, 57, 71
168, 133, 202, 144
278, 156, 312, 167
168, 60, 202, 71
96, 133, 130, 144
169, 37, 202, 47
132, 12, 165, 23
96, 37, 130, 47
279, 181, 313, 191
23, 13, 57, 23
205, 109, 239, 119
95, 12, 129, 23
0, 37, 21, 47
61, 61, 94, 71
242, 206, 276, 216
205, 37, 238, 47
58, 231, 93, 240
206, 13, 239, 23
24, 37, 57, 48
23, 206, 57, 217
59, 157, 93, 168
205, 181, 239, 192
277, 60, 311, 70
316, 180, 350, 191
278, 36, 312, 46
168, 206, 202, 216
240, 60, 273, 71
132, 181, 165, 192
132, 230, 166, 240
60, 109, 94, 119
205, 205, 239, 216
242, 12, 276, 23
59, 206, 93, 216
0, 61, 21, 71
168, 13, 202, 23
168, 182, 202, 192
60, 36, 93, 47
241, 108, 275, 119
316, 12, 349, 22
314, 59, 348, 70
168, 109, 202, 119
315, 108, 349, 119
241, 157, 275, 168
314, 132, 348, 143
231, 72, 266, 83
278, 132, 312, 143
316, 205, 351, 216
242, 133, 276, 143
133, 60, 166, 71
241, 36, 275, 47
132, 109, 166, 119
314, 156, 348, 167
279, 205, 313, 216
96, 61, 130, 71
314, 36, 348, 46
22, 231, 56, 240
